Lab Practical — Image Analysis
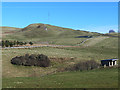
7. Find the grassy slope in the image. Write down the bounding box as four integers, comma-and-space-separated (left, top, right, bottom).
2, 39, 118, 88
82, 36, 118, 48
1, 27, 21, 33
3, 68, 118, 88
105, 32, 118, 37
2, 37, 118, 78
2, 23, 101, 45
1, 27, 21, 41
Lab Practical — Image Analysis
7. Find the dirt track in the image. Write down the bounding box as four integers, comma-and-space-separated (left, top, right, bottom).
3, 44, 81, 49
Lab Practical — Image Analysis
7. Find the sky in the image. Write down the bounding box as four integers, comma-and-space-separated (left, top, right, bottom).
2, 2, 118, 33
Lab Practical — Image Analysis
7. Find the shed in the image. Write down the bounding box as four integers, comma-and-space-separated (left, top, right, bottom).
101, 59, 118, 67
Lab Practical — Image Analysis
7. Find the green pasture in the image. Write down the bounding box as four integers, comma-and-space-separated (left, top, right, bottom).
3, 68, 118, 88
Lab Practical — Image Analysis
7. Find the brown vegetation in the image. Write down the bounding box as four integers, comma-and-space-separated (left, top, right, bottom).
65, 60, 100, 71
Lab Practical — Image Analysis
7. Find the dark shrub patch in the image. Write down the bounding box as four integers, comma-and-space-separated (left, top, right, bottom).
11, 54, 50, 67
65, 60, 100, 71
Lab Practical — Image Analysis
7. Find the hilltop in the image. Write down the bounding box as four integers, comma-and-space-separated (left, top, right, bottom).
2, 23, 102, 37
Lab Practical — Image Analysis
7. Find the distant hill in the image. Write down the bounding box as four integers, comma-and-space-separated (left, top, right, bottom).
3, 23, 116, 45
3, 23, 101, 38
1, 26, 21, 35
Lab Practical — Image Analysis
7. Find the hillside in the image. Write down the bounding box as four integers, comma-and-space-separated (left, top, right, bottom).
20, 23, 101, 37
104, 32, 118, 37
3, 23, 101, 38
1, 24, 118, 46
1, 26, 21, 33
2, 23, 103, 45
1, 26, 21, 37
2, 23, 118, 88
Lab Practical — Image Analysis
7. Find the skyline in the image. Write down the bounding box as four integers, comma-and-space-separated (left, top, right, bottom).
2, 2, 118, 33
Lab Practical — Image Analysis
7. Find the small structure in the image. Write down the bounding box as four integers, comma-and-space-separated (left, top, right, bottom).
101, 59, 118, 67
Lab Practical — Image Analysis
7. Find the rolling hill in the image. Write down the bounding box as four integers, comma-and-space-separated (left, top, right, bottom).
2, 23, 103, 45
2, 23, 101, 38
1, 26, 21, 35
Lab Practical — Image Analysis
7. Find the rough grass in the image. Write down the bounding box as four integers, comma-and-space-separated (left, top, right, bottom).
2, 23, 101, 45
1, 25, 118, 88
1, 27, 21, 34
82, 36, 109, 47
2, 68, 118, 88
2, 44, 118, 78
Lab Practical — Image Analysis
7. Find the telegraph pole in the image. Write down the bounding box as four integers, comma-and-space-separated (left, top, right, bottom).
48, 10, 50, 24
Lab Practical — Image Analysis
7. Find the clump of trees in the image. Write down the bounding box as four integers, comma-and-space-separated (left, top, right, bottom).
1, 40, 33, 47
11, 54, 50, 67
65, 60, 100, 71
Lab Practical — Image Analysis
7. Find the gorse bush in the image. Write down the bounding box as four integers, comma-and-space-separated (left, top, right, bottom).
11, 54, 50, 67
65, 60, 100, 71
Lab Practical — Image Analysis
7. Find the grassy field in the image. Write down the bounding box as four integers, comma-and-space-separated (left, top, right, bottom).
1, 23, 118, 88
2, 68, 118, 88
2, 41, 118, 78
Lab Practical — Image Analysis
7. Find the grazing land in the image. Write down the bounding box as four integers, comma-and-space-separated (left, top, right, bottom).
3, 68, 118, 88
1, 23, 118, 88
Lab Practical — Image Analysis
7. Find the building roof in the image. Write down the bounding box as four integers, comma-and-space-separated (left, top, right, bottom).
101, 59, 118, 61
